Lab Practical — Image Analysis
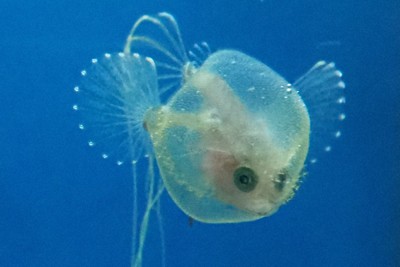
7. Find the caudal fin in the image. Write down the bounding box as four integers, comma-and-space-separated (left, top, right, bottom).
73, 52, 160, 165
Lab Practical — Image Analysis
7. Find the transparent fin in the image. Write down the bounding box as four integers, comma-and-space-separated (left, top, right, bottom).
294, 61, 346, 165
188, 41, 212, 69
123, 12, 189, 98
73, 52, 160, 165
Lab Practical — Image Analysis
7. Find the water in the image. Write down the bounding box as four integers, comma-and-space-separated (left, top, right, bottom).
0, 1, 399, 266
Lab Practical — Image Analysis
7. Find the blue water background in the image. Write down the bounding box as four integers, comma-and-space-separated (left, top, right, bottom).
0, 1, 399, 266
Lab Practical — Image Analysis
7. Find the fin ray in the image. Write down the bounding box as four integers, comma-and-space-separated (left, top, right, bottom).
294, 61, 346, 164
74, 53, 160, 164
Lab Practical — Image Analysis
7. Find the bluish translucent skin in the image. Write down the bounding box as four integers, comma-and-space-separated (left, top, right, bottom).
145, 50, 310, 223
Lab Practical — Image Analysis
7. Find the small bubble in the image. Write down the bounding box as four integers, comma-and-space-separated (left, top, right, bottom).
88, 141, 95, 147
310, 158, 317, 164
132, 160, 138, 165
187, 187, 194, 193
144, 154, 149, 158
102, 154, 109, 159
261, 96, 265, 99
339, 113, 346, 120
91, 58, 98, 64
231, 60, 236, 64
118, 52, 125, 57
73, 86, 79, 93
133, 53, 140, 58
247, 86, 255, 92
104, 53, 111, 59
338, 81, 346, 89
335, 131, 342, 138
325, 146, 332, 152
72, 104, 78, 111
286, 88, 292, 94
78, 124, 84, 130
117, 161, 123, 165
81, 70, 87, 76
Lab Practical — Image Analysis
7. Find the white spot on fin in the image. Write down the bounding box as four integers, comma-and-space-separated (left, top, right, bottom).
145, 57, 156, 69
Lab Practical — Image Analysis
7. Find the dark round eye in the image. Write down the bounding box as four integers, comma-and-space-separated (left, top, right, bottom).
233, 167, 258, 192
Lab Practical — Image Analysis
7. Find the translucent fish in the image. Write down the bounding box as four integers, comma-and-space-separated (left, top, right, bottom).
73, 11, 345, 267
144, 48, 345, 223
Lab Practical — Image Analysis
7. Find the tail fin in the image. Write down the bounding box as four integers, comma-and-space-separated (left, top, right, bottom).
73, 52, 160, 165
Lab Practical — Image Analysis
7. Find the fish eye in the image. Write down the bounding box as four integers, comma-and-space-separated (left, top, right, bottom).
233, 167, 258, 192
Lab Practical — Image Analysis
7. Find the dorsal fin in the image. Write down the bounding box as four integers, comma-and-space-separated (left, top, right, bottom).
124, 12, 188, 99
